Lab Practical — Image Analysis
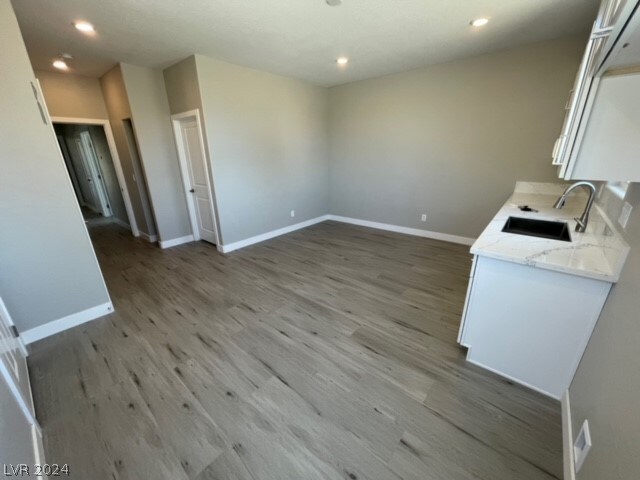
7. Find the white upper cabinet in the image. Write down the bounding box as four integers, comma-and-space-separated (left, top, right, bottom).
553, 0, 640, 181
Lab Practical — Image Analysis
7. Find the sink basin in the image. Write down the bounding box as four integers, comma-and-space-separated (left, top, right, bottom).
502, 216, 571, 242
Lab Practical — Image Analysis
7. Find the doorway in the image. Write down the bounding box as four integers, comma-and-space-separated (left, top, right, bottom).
171, 110, 219, 245
52, 118, 147, 240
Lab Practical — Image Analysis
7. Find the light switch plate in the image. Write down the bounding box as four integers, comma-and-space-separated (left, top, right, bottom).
574, 419, 592, 473
618, 202, 632, 229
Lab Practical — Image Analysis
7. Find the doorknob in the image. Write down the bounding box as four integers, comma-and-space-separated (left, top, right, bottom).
189, 188, 195, 193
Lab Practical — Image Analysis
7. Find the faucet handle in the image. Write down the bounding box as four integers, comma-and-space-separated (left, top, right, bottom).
574, 217, 586, 232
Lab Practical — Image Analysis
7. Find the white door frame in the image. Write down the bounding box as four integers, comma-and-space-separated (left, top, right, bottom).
171, 109, 219, 244
52, 117, 140, 237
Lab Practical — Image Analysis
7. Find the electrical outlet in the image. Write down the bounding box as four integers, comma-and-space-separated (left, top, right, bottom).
574, 420, 592, 473
290, 210, 295, 218
619, 202, 632, 228
421, 214, 427, 222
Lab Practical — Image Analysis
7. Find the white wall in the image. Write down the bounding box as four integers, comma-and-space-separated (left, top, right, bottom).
0, 0, 109, 333
193, 55, 330, 244
328, 36, 585, 238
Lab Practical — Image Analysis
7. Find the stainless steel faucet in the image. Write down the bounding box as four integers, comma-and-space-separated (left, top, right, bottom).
553, 181, 596, 233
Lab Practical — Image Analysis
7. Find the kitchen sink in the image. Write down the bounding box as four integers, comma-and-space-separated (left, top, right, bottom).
502, 216, 571, 242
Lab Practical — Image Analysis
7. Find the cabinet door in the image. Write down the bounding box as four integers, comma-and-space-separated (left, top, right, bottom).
552, 34, 597, 168
0, 298, 42, 472
0, 298, 35, 423
0, 376, 42, 472
569, 72, 640, 181
462, 257, 611, 399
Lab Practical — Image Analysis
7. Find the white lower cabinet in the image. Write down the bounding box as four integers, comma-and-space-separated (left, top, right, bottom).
458, 256, 611, 399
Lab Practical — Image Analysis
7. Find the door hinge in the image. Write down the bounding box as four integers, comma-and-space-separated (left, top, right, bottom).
10, 325, 19, 338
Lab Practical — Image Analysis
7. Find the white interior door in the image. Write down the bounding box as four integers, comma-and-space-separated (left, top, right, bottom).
176, 116, 218, 244
78, 132, 112, 218
73, 138, 99, 212
0, 298, 42, 470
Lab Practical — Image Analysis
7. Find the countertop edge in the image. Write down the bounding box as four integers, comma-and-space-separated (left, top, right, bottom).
470, 185, 630, 284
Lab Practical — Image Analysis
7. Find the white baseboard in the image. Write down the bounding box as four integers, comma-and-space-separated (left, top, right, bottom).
562, 390, 576, 480
21, 302, 113, 345
219, 214, 475, 253
220, 215, 331, 253
139, 231, 158, 243
327, 215, 476, 246
159, 234, 194, 249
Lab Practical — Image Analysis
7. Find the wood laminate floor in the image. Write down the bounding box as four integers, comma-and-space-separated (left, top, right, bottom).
29, 221, 562, 480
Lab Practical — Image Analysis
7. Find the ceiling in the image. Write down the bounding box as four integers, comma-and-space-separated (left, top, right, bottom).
13, 0, 599, 87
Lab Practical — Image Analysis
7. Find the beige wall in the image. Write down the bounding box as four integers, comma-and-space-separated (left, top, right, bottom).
120, 64, 191, 242
35, 70, 108, 119
163, 56, 203, 115
569, 182, 640, 480
328, 35, 585, 239
194, 55, 330, 244
100, 65, 156, 236
0, 0, 109, 333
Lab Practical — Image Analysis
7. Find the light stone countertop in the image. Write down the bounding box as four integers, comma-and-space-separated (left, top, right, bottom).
471, 182, 630, 282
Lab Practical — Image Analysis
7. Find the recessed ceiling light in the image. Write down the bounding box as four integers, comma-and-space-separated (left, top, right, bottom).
337, 57, 349, 66
74, 21, 95, 33
470, 18, 489, 27
326, 0, 343, 5
52, 59, 68, 70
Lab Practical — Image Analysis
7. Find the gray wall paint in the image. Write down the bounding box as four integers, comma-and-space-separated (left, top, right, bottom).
569, 183, 640, 480
0, 0, 109, 332
35, 70, 109, 120
121, 64, 192, 242
163, 56, 203, 115
194, 55, 330, 244
328, 36, 585, 238
100, 65, 156, 237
